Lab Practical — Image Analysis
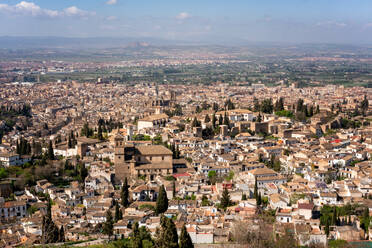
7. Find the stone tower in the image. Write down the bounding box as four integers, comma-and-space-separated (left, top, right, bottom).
114, 133, 131, 184
114, 133, 125, 165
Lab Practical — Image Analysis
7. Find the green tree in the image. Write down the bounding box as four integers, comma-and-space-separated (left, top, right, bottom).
156, 185, 169, 215
253, 98, 260, 112
132, 222, 143, 248
261, 98, 273, 114
220, 187, 231, 210
361, 207, 370, 233
208, 170, 217, 185
201, 195, 210, 206
179, 224, 194, 248
115, 201, 122, 222
103, 210, 114, 240
164, 217, 178, 248
274, 97, 285, 112
121, 178, 130, 208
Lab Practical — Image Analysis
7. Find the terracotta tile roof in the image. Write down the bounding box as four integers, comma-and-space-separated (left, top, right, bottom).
137, 145, 173, 155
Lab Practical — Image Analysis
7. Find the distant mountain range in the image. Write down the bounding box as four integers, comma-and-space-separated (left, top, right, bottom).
0, 36, 371, 51
0, 36, 187, 49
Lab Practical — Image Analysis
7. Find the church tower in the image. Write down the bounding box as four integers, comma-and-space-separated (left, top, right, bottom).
114, 133, 125, 166
114, 132, 132, 184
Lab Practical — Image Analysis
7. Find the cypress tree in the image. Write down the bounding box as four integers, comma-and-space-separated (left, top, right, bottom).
175, 145, 180, 159
220, 187, 231, 210
204, 114, 210, 123
332, 206, 337, 226
59, 226, 65, 242
223, 112, 230, 126
325, 219, 330, 237
172, 180, 176, 199
257, 192, 262, 206
191, 117, 200, 128
212, 114, 216, 128
242, 193, 247, 201
98, 124, 103, 140
156, 185, 168, 214
218, 114, 223, 125
48, 140, 54, 160
361, 207, 370, 233
254, 178, 258, 199
213, 102, 219, 112
16, 140, 20, 154
179, 224, 194, 248
115, 201, 122, 222
103, 210, 114, 240
68, 137, 72, 148
121, 178, 130, 208
171, 144, 176, 159
164, 217, 178, 248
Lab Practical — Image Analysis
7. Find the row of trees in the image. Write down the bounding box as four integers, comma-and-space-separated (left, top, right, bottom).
101, 180, 190, 247
253, 97, 320, 121
194, 100, 234, 114
154, 215, 194, 248
81, 123, 94, 138
16, 137, 31, 155
16, 138, 54, 157
320, 204, 370, 237
0, 104, 31, 118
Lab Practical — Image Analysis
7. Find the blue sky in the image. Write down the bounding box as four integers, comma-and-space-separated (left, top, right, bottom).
0, 0, 372, 44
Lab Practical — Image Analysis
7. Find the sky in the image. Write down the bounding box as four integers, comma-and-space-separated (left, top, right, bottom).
0, 0, 372, 44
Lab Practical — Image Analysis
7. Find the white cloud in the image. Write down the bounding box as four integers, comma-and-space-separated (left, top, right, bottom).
64, 6, 95, 17
0, 1, 94, 18
106, 0, 118, 5
316, 21, 347, 28
176, 12, 191, 20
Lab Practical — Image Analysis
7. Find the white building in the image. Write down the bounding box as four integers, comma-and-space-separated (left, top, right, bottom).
137, 113, 169, 130
0, 153, 31, 167
0, 198, 27, 220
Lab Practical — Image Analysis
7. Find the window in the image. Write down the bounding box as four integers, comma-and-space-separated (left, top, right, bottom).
150, 157, 152, 161
162, 156, 164, 161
